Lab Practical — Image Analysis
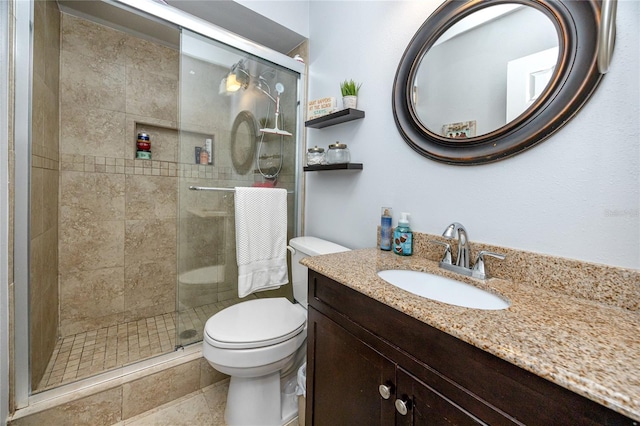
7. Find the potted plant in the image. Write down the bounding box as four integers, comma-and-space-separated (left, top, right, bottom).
340, 79, 362, 109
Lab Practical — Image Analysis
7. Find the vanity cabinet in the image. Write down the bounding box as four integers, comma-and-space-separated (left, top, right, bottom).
306, 270, 635, 425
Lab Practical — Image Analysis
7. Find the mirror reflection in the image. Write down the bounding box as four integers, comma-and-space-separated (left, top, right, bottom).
413, 4, 559, 138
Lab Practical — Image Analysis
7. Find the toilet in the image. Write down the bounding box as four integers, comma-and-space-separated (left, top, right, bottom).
202, 236, 350, 426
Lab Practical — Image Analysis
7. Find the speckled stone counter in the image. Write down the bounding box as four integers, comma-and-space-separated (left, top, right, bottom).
301, 247, 640, 422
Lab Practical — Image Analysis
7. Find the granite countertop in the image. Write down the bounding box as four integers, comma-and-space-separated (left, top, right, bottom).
301, 248, 640, 422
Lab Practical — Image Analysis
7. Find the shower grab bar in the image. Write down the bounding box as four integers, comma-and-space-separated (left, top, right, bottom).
189, 185, 294, 193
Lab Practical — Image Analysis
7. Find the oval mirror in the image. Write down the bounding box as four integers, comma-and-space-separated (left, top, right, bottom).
393, 0, 606, 165
230, 110, 257, 175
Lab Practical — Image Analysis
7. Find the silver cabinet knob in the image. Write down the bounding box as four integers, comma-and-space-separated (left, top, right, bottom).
379, 384, 392, 399
395, 398, 409, 416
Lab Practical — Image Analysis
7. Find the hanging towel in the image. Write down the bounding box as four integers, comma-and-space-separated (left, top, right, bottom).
234, 187, 289, 297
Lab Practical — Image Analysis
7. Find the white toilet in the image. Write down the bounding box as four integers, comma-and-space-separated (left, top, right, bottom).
203, 236, 350, 426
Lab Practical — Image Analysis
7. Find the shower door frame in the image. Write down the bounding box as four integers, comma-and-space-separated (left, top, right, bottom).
12, 0, 306, 409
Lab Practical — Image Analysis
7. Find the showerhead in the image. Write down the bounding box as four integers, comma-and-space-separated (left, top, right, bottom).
259, 82, 292, 136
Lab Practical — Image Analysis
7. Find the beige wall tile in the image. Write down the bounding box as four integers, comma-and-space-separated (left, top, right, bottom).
59, 171, 125, 223
171, 359, 202, 398
179, 56, 225, 133
61, 13, 127, 64
125, 35, 179, 80
29, 167, 44, 237
31, 75, 45, 153
124, 258, 176, 319
125, 66, 177, 122
11, 387, 122, 426
125, 392, 215, 426
124, 219, 176, 263
59, 267, 125, 335
44, 0, 61, 92
32, 1, 46, 83
122, 359, 200, 419
29, 0, 61, 389
60, 49, 126, 112
42, 168, 58, 231
60, 105, 126, 157
43, 70, 59, 157
122, 219, 176, 320
59, 220, 125, 274
125, 175, 177, 220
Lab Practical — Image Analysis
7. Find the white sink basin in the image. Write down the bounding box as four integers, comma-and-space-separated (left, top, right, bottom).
377, 269, 510, 310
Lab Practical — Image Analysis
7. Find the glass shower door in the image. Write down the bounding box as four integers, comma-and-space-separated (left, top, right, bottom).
176, 30, 300, 347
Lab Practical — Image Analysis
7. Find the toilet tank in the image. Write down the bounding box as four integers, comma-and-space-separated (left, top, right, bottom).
288, 237, 350, 308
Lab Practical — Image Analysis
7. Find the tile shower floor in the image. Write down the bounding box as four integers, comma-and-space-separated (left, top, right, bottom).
35, 297, 252, 392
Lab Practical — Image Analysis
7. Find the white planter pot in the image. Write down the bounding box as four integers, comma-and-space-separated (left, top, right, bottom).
342, 96, 357, 109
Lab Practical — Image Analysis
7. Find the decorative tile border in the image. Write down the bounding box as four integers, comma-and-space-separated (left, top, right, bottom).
58, 154, 234, 179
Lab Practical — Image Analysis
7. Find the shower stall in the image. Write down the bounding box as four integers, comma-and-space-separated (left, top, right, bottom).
14, 0, 304, 403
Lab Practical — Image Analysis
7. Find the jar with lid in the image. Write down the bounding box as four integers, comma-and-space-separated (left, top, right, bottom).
326, 142, 351, 164
306, 145, 325, 166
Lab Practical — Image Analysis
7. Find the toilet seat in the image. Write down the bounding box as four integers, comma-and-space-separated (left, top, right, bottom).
204, 298, 306, 350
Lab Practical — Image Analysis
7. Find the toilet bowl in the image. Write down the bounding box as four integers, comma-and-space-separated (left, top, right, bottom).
202, 236, 349, 426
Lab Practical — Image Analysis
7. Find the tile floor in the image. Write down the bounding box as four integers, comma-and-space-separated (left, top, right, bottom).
36, 296, 253, 392
110, 380, 300, 426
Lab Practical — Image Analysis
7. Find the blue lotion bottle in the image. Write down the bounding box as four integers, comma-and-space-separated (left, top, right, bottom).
380, 207, 393, 251
393, 212, 413, 256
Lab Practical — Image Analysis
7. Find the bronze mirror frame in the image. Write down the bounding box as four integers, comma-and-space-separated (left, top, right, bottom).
230, 110, 258, 175
392, 0, 605, 165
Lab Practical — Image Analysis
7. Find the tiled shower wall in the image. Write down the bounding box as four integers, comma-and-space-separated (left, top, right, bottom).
30, 0, 60, 390
58, 14, 180, 336
57, 9, 298, 338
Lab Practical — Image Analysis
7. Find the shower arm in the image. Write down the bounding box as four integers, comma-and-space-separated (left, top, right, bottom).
255, 82, 276, 104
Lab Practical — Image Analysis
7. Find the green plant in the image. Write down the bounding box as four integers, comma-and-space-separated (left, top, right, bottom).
340, 79, 362, 97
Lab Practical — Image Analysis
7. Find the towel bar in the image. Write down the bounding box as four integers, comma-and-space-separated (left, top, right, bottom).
189, 185, 294, 193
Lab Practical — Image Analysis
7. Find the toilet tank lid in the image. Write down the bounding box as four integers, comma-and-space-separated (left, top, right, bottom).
289, 236, 350, 256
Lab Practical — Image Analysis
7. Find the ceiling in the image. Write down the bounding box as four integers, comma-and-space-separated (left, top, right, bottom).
58, 0, 306, 55
166, 1, 306, 54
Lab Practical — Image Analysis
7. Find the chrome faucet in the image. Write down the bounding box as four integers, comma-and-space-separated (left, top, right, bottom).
430, 222, 505, 280
442, 222, 470, 268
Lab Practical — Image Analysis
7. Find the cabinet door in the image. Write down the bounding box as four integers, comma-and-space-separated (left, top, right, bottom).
395, 367, 485, 426
308, 306, 396, 426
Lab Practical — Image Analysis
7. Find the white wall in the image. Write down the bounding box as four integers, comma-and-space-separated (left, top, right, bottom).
305, 0, 640, 269
236, 0, 309, 39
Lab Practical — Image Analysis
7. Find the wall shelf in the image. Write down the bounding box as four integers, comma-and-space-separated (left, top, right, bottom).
303, 163, 363, 172
305, 109, 365, 129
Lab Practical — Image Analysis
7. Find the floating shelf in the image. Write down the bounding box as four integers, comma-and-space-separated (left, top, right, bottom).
303, 163, 363, 172
305, 109, 365, 129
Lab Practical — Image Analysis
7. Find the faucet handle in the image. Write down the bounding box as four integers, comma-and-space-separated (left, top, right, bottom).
429, 240, 452, 264
472, 251, 506, 280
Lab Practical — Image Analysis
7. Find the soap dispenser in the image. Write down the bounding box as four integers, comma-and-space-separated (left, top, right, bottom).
393, 212, 413, 256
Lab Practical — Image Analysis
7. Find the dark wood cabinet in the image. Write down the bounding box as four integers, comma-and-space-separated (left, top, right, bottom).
309, 305, 395, 425
395, 367, 484, 426
306, 270, 635, 426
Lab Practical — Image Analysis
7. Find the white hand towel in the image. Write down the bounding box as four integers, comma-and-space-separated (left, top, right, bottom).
234, 187, 289, 298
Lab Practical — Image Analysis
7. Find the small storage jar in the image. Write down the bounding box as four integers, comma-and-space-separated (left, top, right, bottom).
326, 142, 350, 164
306, 146, 325, 166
